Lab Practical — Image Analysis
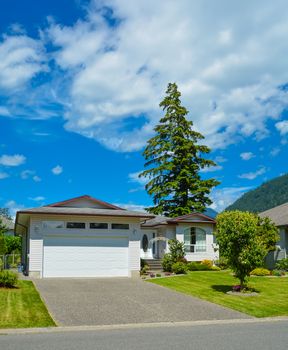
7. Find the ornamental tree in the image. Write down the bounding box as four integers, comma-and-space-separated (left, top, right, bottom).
216, 211, 279, 288
139, 82, 219, 217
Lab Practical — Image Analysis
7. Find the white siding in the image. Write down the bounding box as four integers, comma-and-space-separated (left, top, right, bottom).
129, 240, 140, 272
29, 239, 43, 272
61, 198, 112, 209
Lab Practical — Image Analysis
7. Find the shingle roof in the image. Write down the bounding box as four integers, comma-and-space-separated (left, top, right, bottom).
142, 212, 216, 227
259, 202, 288, 226
17, 206, 154, 219
0, 215, 14, 230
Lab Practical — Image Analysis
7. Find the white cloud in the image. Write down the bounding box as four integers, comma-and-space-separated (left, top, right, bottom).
275, 119, 288, 135
240, 152, 255, 160
214, 156, 227, 163
0, 154, 26, 166
0, 34, 46, 91
21, 170, 41, 182
238, 166, 266, 180
29, 196, 45, 201
270, 147, 280, 156
41, 0, 288, 152
200, 165, 223, 173
0, 172, 9, 179
210, 186, 252, 212
33, 175, 41, 182
113, 202, 147, 212
52, 165, 63, 175
128, 171, 148, 186
5, 200, 25, 218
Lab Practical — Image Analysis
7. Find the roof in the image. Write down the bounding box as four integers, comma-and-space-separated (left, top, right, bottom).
16, 206, 154, 219
259, 202, 288, 226
46, 195, 123, 210
142, 212, 216, 227
0, 215, 14, 230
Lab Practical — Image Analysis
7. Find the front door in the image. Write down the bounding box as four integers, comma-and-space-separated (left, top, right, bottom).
157, 239, 166, 259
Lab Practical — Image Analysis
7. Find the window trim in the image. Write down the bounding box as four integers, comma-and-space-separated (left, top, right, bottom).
184, 227, 207, 253
42, 221, 64, 229
142, 234, 149, 252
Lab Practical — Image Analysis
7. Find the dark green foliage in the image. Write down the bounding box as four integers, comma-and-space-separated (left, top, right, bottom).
5, 236, 21, 254
226, 173, 288, 213
0, 218, 6, 256
171, 262, 187, 274
216, 211, 279, 287
275, 258, 288, 271
140, 83, 219, 217
162, 239, 186, 272
0, 270, 18, 288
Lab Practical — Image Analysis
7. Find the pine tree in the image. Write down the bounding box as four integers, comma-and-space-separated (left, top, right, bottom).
139, 83, 219, 217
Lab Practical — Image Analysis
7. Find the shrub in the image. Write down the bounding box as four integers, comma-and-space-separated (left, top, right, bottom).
272, 270, 286, 277
211, 265, 221, 271
162, 253, 173, 272
156, 273, 162, 277
215, 257, 229, 270
0, 270, 18, 288
250, 268, 271, 276
275, 258, 288, 271
187, 262, 210, 271
172, 262, 187, 274
140, 265, 149, 275
201, 259, 213, 268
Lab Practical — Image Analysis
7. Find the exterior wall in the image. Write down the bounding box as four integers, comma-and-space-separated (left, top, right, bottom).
59, 198, 112, 209
265, 226, 287, 269
28, 215, 141, 278
176, 223, 218, 262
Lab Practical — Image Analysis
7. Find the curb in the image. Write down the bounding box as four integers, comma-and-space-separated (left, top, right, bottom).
1, 317, 288, 335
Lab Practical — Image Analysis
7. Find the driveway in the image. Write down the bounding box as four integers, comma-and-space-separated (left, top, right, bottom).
34, 278, 252, 326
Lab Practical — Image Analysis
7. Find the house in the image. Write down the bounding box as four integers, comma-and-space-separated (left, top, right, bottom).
0, 215, 14, 236
15, 195, 218, 278
259, 202, 288, 268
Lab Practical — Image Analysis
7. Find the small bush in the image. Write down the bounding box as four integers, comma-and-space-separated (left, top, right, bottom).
214, 257, 229, 270
156, 273, 162, 277
275, 258, 288, 271
250, 268, 271, 276
0, 270, 18, 288
177, 257, 188, 264
172, 262, 187, 274
201, 259, 213, 268
272, 270, 286, 277
140, 265, 149, 275
211, 265, 221, 271
187, 262, 210, 271
162, 253, 173, 272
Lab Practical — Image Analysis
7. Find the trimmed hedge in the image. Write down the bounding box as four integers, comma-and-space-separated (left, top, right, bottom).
250, 268, 271, 276
0, 270, 18, 288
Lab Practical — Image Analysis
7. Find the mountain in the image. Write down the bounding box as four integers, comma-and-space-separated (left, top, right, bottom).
225, 173, 288, 213
204, 208, 218, 218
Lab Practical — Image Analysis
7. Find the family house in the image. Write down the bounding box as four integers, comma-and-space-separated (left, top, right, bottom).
15, 195, 218, 278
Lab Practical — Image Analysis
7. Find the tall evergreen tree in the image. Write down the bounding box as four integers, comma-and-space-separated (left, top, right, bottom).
139, 83, 219, 217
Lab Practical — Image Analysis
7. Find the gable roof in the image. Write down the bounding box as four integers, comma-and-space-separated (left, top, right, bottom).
47, 195, 123, 210
259, 202, 288, 226
142, 212, 216, 227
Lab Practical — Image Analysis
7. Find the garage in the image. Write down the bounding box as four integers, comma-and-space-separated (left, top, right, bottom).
43, 235, 129, 278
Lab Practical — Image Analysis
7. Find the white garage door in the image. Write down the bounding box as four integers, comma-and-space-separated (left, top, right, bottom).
43, 236, 129, 278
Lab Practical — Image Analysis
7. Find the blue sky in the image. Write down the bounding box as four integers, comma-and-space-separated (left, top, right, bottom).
0, 0, 288, 217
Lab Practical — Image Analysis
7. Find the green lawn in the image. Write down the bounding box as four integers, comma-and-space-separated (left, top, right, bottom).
0, 281, 56, 328
148, 271, 288, 317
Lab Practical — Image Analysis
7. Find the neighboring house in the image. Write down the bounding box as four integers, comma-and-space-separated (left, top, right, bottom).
259, 202, 288, 268
15, 195, 218, 278
0, 215, 14, 236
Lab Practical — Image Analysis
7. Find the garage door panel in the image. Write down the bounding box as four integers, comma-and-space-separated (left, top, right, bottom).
43, 236, 129, 278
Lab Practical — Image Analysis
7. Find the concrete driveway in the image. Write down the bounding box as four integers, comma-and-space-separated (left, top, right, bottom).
34, 278, 252, 326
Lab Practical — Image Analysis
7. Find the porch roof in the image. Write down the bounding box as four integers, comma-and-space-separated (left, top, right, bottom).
259, 202, 288, 226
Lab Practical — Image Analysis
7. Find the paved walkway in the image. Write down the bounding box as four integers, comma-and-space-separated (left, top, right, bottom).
34, 278, 252, 326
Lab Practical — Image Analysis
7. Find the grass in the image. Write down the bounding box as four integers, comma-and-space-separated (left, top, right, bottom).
148, 271, 288, 317
0, 280, 56, 328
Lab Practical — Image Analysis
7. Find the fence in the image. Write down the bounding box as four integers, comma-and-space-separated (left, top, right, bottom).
0, 254, 21, 270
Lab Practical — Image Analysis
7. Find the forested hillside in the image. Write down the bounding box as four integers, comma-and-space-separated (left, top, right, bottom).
225, 173, 288, 213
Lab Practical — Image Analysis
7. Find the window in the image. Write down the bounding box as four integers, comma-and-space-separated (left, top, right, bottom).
42, 221, 64, 229
66, 222, 85, 229
142, 234, 149, 252
90, 223, 108, 229
111, 223, 129, 230
184, 227, 206, 252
